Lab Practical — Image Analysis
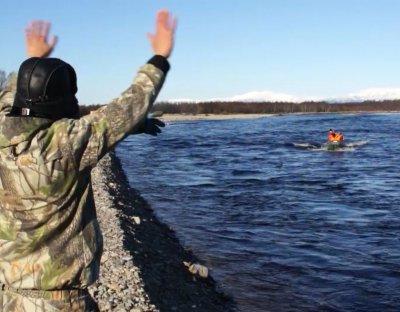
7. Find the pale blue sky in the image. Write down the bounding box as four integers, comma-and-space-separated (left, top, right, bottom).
2, 0, 400, 104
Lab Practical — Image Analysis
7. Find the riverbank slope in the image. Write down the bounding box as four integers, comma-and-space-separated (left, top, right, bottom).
89, 153, 236, 312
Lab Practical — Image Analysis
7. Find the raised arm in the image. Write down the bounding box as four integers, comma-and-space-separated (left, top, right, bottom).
136, 9, 177, 136
59, 10, 177, 170
25, 20, 57, 58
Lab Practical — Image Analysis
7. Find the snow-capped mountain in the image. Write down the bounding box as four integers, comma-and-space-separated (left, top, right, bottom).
328, 88, 400, 103
228, 91, 319, 103
166, 88, 400, 103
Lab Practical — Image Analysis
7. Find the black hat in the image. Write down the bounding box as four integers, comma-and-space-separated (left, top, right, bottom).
8, 57, 79, 120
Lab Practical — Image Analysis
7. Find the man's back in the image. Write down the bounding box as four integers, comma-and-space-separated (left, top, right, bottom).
0, 10, 176, 311
0, 108, 102, 290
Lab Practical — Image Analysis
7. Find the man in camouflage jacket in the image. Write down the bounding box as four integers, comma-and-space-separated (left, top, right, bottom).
0, 10, 176, 311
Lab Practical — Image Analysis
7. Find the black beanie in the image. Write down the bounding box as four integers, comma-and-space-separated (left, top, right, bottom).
8, 57, 79, 120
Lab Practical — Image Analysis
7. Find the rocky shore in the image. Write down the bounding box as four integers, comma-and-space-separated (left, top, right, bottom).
89, 152, 237, 312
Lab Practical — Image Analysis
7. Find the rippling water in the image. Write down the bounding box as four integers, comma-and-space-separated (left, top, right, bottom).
116, 113, 400, 312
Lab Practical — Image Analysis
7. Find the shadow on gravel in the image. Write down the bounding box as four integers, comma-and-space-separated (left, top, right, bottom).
107, 152, 238, 312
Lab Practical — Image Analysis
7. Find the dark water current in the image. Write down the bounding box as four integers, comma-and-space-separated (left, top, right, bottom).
116, 113, 400, 312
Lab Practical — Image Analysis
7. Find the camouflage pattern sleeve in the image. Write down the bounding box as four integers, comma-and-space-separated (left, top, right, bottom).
51, 63, 166, 171
0, 73, 17, 114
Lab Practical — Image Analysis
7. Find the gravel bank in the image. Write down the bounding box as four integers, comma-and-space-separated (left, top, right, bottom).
89, 152, 237, 312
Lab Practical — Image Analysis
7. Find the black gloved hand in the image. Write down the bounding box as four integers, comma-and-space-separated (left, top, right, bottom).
137, 112, 165, 136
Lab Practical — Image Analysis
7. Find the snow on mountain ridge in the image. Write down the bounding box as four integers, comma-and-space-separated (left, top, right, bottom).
165, 88, 400, 103
341, 88, 400, 102
230, 91, 318, 103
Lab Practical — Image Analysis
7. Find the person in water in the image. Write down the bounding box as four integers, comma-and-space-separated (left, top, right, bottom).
0, 9, 176, 311
328, 129, 337, 142
328, 129, 344, 142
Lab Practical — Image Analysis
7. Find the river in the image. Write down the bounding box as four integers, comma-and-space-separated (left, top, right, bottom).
116, 113, 400, 312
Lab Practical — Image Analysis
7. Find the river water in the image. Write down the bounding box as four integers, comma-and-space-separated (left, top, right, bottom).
116, 113, 400, 312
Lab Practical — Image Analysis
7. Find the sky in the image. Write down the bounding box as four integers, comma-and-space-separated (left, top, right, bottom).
2, 0, 400, 104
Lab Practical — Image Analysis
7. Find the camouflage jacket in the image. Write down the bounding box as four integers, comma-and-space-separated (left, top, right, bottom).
0, 63, 165, 290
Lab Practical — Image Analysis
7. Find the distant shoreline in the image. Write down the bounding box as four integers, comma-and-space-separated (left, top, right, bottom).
160, 113, 273, 121
160, 111, 400, 122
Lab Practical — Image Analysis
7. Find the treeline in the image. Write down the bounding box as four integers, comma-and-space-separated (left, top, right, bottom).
153, 100, 400, 114
79, 100, 400, 116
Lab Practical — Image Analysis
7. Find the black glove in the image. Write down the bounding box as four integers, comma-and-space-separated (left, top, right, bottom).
137, 113, 165, 136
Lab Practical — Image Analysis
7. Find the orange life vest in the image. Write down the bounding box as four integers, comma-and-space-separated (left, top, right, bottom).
328, 130, 344, 142
328, 132, 337, 142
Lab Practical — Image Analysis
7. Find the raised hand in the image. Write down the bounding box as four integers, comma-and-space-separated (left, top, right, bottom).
136, 112, 166, 136
25, 20, 57, 58
147, 9, 177, 58
141, 117, 166, 136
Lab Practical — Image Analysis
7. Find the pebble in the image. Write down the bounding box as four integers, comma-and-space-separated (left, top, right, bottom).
89, 154, 157, 312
